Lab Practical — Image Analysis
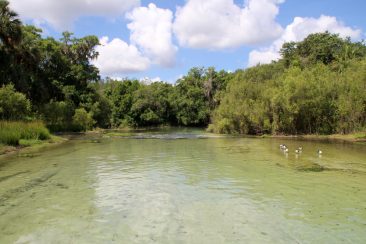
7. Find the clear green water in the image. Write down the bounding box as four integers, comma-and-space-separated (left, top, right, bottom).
0, 129, 365, 243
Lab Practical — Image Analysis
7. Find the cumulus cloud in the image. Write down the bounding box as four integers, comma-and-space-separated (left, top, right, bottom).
173, 0, 284, 49
92, 36, 150, 77
9, 0, 140, 30
92, 4, 179, 76
248, 15, 362, 66
127, 3, 177, 67
140, 77, 162, 84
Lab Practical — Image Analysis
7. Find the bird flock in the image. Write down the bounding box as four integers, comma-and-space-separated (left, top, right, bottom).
280, 144, 322, 155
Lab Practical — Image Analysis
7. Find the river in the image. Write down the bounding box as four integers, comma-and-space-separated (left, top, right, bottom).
0, 129, 365, 243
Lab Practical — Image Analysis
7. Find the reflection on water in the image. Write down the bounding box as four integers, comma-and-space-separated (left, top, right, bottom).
0, 129, 365, 243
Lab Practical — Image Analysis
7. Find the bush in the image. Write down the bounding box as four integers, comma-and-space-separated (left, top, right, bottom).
0, 121, 51, 146
72, 108, 94, 131
42, 100, 75, 132
0, 127, 21, 146
0, 84, 31, 120
20, 121, 51, 140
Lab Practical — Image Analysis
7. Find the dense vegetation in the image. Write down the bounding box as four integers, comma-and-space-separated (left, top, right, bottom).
0, 121, 50, 146
103, 67, 230, 128
209, 33, 366, 134
1, 0, 365, 140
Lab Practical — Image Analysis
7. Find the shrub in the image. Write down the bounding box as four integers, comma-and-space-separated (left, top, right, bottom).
20, 121, 51, 140
0, 84, 31, 120
0, 127, 21, 145
42, 100, 75, 132
0, 121, 51, 146
72, 108, 94, 131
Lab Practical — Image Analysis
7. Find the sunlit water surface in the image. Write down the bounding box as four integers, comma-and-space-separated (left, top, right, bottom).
0, 129, 365, 243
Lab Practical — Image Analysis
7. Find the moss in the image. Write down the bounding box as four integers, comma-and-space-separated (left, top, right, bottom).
19, 139, 42, 147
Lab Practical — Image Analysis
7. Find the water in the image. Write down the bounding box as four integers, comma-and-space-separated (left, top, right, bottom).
0, 129, 365, 243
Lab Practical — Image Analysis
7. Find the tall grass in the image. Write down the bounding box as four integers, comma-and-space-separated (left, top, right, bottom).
0, 121, 51, 146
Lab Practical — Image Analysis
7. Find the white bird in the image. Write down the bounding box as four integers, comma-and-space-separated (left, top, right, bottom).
298, 147, 303, 151
317, 149, 323, 155
295, 149, 300, 154
284, 148, 289, 153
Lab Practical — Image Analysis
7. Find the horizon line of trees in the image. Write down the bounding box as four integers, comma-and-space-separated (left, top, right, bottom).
1, 0, 365, 134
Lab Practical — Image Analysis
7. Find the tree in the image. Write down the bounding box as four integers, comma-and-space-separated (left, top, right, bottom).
130, 82, 174, 126
104, 79, 141, 127
280, 32, 366, 68
0, 0, 22, 48
0, 84, 31, 120
171, 67, 229, 126
72, 108, 94, 131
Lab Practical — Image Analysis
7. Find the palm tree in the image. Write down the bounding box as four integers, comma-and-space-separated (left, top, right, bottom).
0, 0, 22, 48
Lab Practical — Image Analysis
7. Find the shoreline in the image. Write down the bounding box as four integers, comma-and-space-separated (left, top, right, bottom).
91, 127, 366, 144
0, 135, 68, 158
261, 132, 366, 143
1, 130, 364, 158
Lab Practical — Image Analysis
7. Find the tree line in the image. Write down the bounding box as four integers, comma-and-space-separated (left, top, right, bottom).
209, 32, 366, 134
1, 0, 365, 134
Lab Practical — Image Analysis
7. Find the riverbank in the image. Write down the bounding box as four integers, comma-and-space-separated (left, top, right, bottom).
0, 135, 67, 156
86, 126, 206, 137
262, 132, 366, 143
85, 126, 366, 143
88, 127, 366, 144
3, 126, 363, 158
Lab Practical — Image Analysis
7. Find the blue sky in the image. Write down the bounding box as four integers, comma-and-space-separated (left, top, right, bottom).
10, 0, 366, 83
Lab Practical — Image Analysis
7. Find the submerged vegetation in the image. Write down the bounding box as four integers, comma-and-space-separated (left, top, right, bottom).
0, 0, 365, 145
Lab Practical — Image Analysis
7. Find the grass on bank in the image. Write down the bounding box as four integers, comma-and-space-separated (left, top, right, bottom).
0, 121, 51, 146
303, 132, 366, 142
260, 131, 366, 143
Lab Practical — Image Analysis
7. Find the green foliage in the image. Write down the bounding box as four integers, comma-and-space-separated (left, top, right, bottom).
19, 139, 42, 147
102, 68, 229, 128
0, 127, 20, 145
0, 2, 105, 132
0, 84, 31, 120
335, 58, 366, 133
130, 82, 174, 126
280, 32, 366, 68
19, 121, 50, 140
42, 100, 75, 132
0, 121, 50, 146
211, 33, 366, 135
104, 79, 141, 127
171, 67, 229, 126
72, 108, 94, 131
211, 63, 283, 134
0, 0, 22, 48
0, 1, 365, 135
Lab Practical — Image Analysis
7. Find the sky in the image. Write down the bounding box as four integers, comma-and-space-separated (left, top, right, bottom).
9, 0, 366, 83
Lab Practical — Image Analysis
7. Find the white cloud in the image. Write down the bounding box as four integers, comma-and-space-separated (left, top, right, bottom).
127, 3, 177, 67
92, 36, 150, 76
10, 0, 140, 30
93, 4, 179, 77
139, 77, 162, 84
173, 0, 284, 49
248, 15, 362, 66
